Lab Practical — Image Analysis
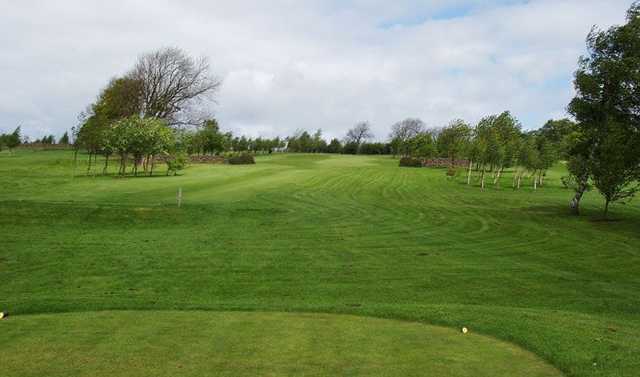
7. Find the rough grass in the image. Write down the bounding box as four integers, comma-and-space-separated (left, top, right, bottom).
1, 150, 639, 376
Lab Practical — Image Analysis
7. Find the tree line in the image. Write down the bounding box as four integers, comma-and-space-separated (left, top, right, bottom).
0, 127, 71, 150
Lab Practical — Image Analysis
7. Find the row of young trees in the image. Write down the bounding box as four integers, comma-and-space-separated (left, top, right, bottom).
387, 114, 573, 190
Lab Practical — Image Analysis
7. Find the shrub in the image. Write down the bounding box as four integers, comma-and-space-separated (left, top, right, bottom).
227, 153, 255, 165
166, 152, 188, 175
399, 157, 423, 167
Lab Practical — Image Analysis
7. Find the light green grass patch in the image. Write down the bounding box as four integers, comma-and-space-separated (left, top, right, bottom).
1, 311, 562, 377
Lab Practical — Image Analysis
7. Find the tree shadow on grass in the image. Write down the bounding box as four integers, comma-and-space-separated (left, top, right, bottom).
73, 172, 183, 180
525, 203, 640, 240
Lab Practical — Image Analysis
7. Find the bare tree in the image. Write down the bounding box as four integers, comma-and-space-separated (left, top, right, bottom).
129, 47, 221, 126
389, 118, 425, 156
389, 118, 425, 141
346, 121, 374, 145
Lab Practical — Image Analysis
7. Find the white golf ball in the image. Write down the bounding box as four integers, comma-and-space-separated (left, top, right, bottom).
461, 326, 468, 334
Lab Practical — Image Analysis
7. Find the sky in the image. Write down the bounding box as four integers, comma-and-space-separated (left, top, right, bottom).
0, 0, 634, 141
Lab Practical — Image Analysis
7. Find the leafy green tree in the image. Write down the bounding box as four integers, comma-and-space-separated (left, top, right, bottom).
437, 119, 471, 166
568, 2, 640, 217
359, 142, 390, 155
166, 152, 188, 176
287, 130, 313, 153
589, 126, 638, 216
491, 112, 522, 186
389, 118, 425, 157
474, 116, 501, 189
515, 136, 540, 190
534, 137, 557, 187
311, 129, 327, 153
563, 132, 592, 215
59, 131, 70, 145
409, 132, 436, 158
77, 77, 144, 171
108, 116, 175, 176
198, 119, 224, 155
464, 133, 483, 185
342, 141, 359, 155
5, 127, 21, 151
92, 77, 143, 121
538, 119, 577, 159
326, 138, 343, 154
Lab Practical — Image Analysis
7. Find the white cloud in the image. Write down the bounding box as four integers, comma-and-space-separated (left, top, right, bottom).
0, 0, 632, 140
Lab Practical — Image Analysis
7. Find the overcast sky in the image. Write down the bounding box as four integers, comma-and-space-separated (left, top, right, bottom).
0, 0, 634, 140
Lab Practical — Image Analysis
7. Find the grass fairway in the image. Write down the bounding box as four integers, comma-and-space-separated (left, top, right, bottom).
1, 150, 639, 376
0, 311, 562, 377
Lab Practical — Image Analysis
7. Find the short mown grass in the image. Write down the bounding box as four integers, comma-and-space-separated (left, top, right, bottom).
1, 311, 562, 377
1, 149, 639, 376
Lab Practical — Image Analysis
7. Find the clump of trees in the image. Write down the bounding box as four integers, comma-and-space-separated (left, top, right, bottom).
75, 47, 221, 176
105, 116, 175, 176
59, 131, 70, 145
0, 127, 22, 152
287, 129, 326, 153
389, 118, 429, 157
32, 135, 57, 144
565, 2, 640, 217
432, 112, 572, 191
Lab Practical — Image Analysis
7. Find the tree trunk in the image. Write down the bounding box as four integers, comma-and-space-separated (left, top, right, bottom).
149, 156, 155, 176
569, 185, 586, 215
533, 172, 538, 190
494, 166, 503, 187
467, 160, 473, 185
517, 173, 522, 189
103, 155, 109, 175
480, 166, 486, 190
603, 199, 610, 219
87, 152, 92, 173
